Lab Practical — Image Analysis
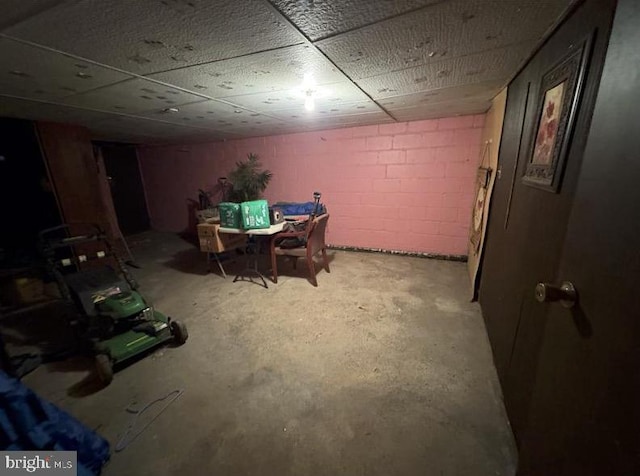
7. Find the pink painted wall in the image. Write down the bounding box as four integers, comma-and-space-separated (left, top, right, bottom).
138, 113, 485, 256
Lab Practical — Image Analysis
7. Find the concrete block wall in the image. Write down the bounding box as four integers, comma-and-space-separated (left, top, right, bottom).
138, 113, 485, 256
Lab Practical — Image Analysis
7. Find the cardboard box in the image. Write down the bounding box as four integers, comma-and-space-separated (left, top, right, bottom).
241, 199, 270, 229
218, 202, 242, 228
197, 223, 246, 253
195, 208, 220, 224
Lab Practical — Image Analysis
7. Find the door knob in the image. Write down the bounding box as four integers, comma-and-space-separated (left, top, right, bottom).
535, 281, 577, 308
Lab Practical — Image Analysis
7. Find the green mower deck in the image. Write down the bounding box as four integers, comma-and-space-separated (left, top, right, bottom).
95, 311, 173, 364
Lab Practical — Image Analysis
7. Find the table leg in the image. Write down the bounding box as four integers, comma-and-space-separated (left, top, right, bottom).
207, 252, 227, 278
233, 239, 268, 288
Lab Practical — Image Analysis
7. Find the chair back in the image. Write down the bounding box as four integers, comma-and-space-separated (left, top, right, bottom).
307, 214, 329, 255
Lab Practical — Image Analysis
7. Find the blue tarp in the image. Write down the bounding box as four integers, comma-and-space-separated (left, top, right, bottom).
0, 371, 110, 475
272, 201, 326, 216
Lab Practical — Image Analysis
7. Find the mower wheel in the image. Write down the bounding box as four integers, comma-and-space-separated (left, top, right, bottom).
170, 320, 188, 345
95, 354, 113, 385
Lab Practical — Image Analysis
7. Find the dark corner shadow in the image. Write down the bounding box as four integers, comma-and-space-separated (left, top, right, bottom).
1, 301, 79, 376
571, 303, 593, 338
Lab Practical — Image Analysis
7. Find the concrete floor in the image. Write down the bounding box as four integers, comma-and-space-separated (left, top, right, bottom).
23, 231, 516, 476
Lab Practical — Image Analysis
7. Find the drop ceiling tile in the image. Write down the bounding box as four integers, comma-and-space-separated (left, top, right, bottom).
0, 1, 66, 31
0, 38, 132, 100
227, 81, 374, 114
0, 95, 118, 124
137, 100, 287, 131
149, 44, 346, 97
298, 111, 394, 127
5, 0, 302, 74
0, 0, 574, 143
389, 98, 492, 122
271, 0, 441, 41
358, 44, 535, 99
59, 78, 206, 114
378, 80, 504, 109
317, 0, 572, 79
139, 99, 244, 124
86, 115, 218, 140
270, 101, 382, 122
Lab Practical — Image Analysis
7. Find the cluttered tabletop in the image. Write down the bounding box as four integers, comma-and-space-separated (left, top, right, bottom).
196, 192, 327, 288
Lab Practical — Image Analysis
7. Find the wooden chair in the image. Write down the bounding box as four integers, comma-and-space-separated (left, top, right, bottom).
270, 214, 330, 287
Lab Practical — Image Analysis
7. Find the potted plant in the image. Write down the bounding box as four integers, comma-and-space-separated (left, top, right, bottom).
228, 153, 272, 202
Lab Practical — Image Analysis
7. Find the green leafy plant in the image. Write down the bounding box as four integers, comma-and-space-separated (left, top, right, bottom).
228, 153, 272, 202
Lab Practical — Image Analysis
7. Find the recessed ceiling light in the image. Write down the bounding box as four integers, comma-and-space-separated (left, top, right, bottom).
163, 107, 179, 113
234, 109, 242, 113
76, 72, 93, 79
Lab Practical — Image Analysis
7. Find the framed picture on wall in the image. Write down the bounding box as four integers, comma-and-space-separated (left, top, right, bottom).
470, 166, 492, 255
522, 34, 593, 192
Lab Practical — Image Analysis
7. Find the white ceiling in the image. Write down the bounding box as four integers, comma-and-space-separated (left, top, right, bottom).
0, 0, 574, 144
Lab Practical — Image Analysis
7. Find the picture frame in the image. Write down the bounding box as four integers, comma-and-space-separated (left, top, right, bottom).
470, 166, 492, 254
522, 34, 593, 192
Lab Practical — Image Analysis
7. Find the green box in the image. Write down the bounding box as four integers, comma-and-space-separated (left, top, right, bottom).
241, 200, 270, 229
218, 202, 242, 228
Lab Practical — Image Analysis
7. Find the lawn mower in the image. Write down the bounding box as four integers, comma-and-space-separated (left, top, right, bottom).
39, 224, 187, 385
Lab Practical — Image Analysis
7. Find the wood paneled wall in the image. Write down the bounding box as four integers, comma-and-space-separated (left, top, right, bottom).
37, 122, 111, 234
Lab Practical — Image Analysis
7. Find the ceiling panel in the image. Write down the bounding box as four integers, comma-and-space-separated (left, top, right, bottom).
0, 0, 66, 30
5, 0, 302, 74
390, 98, 492, 122
226, 81, 376, 115
357, 43, 535, 99
0, 95, 118, 124
86, 114, 230, 142
271, 100, 381, 122
378, 80, 504, 109
302, 111, 395, 130
270, 0, 442, 41
149, 44, 345, 98
59, 78, 207, 114
138, 99, 285, 130
0, 0, 573, 142
0, 38, 132, 100
317, 0, 573, 79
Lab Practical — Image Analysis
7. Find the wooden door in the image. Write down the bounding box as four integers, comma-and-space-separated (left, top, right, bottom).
479, 0, 615, 441
517, 1, 640, 473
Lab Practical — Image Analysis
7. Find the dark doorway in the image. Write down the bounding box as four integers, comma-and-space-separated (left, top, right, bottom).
0, 118, 61, 267
99, 143, 150, 236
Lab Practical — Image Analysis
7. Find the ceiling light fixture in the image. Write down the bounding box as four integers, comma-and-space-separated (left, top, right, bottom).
292, 73, 328, 113
304, 92, 315, 112
163, 107, 179, 113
